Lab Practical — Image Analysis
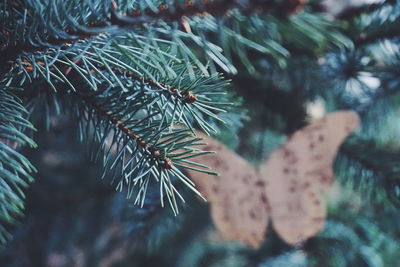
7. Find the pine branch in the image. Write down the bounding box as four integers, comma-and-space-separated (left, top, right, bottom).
109, 0, 295, 27
335, 0, 396, 20
355, 29, 400, 46
0, 0, 302, 71
305, 218, 398, 266
4, 8, 345, 92
0, 22, 236, 214
356, 61, 400, 113
0, 86, 37, 245
336, 136, 400, 207
353, 3, 400, 45
9, 50, 232, 134
2, 0, 327, 83
2, 33, 182, 91
70, 81, 222, 214
3, 28, 235, 133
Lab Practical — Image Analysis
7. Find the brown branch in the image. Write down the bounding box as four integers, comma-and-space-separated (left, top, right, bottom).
84, 94, 174, 170
109, 66, 198, 104
14, 55, 198, 105
0, 28, 103, 73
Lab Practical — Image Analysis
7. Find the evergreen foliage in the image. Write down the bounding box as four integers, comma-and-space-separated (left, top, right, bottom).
0, 88, 36, 244
1, 0, 400, 265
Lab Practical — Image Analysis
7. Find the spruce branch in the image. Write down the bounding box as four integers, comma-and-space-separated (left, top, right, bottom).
2, 33, 180, 91
1, 0, 327, 83
0, 0, 303, 71
0, 86, 37, 245
355, 29, 400, 46
72, 84, 218, 214
3, 29, 234, 134
1, 36, 233, 214
8, 51, 232, 135
335, 0, 396, 20
109, 0, 294, 27
336, 136, 400, 207
353, 2, 400, 46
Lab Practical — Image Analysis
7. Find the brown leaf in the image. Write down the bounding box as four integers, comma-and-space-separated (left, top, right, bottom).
186, 111, 359, 247
186, 131, 269, 248
260, 111, 360, 245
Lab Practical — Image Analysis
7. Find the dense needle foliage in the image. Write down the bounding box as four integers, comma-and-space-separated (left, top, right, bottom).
1, 0, 400, 266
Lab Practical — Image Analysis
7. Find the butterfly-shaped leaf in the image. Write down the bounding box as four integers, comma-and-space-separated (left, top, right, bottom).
187, 111, 360, 247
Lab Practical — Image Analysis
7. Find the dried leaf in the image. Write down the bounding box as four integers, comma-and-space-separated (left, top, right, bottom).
187, 111, 359, 247
187, 131, 269, 248
260, 111, 360, 245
